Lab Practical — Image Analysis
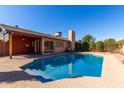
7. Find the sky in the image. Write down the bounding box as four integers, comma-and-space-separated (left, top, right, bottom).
0, 5, 124, 41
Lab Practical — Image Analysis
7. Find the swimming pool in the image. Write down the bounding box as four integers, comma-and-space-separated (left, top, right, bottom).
21, 53, 103, 83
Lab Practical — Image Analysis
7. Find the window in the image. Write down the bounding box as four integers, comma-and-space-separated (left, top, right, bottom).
44, 41, 54, 53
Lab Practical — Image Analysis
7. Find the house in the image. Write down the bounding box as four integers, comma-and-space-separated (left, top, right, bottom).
0, 24, 75, 59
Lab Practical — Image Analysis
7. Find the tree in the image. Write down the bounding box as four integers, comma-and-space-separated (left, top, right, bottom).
104, 38, 117, 53
78, 40, 83, 44
82, 34, 95, 43
96, 41, 104, 52
89, 42, 96, 51
117, 39, 124, 49
82, 42, 89, 51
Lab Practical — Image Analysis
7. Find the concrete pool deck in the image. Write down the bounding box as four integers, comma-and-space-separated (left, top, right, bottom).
0, 52, 124, 88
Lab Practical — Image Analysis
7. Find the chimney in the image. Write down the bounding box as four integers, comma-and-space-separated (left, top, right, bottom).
68, 30, 75, 51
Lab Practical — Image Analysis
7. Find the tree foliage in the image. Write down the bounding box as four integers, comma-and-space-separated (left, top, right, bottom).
89, 42, 96, 51
82, 34, 95, 43
78, 40, 83, 44
104, 38, 117, 52
77, 34, 124, 53
82, 42, 89, 51
117, 39, 124, 49
96, 41, 104, 52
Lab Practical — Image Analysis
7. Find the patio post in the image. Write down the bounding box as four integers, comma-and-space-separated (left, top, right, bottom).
37, 40, 40, 54
34, 40, 37, 54
40, 40, 42, 55
9, 32, 13, 59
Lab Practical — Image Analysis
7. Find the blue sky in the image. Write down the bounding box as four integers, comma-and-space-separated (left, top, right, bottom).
0, 5, 124, 41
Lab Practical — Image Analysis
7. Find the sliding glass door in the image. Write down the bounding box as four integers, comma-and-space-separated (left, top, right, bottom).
44, 41, 54, 53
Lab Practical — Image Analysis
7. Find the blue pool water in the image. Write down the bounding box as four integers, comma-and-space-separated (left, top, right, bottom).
21, 53, 103, 83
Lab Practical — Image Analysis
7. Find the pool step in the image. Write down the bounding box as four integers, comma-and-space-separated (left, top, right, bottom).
25, 68, 39, 76
37, 69, 55, 80
24, 68, 55, 80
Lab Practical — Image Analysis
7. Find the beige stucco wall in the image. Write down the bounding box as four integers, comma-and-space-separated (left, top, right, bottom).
54, 41, 67, 53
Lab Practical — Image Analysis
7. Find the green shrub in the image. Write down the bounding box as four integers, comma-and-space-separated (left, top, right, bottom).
96, 41, 104, 52
82, 42, 89, 51
117, 39, 124, 49
104, 38, 118, 53
89, 42, 96, 51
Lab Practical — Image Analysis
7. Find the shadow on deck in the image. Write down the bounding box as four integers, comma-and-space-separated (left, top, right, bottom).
22, 54, 42, 58
0, 71, 35, 83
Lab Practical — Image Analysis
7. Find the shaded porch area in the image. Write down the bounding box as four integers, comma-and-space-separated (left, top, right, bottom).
1, 31, 43, 59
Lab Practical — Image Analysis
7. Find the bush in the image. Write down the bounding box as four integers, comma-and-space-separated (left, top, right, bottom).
89, 42, 96, 51
104, 38, 118, 53
82, 42, 89, 51
117, 39, 124, 49
96, 41, 104, 52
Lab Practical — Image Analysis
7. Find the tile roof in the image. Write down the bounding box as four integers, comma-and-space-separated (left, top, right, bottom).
0, 24, 69, 41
